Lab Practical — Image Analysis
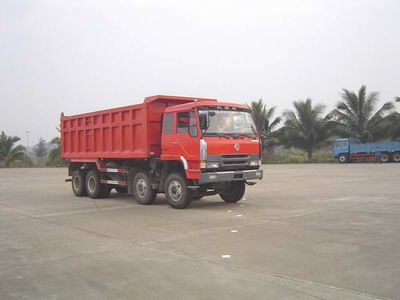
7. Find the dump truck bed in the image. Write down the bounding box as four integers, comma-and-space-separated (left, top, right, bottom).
60, 95, 216, 160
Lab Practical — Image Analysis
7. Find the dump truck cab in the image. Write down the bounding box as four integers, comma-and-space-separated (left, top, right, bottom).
333, 138, 350, 161
161, 100, 262, 184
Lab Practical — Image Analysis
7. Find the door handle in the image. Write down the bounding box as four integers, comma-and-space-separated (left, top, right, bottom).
172, 141, 178, 145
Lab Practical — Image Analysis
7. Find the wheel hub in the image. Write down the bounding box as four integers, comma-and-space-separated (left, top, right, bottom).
73, 176, 81, 190
136, 178, 147, 198
88, 177, 96, 193
168, 180, 182, 202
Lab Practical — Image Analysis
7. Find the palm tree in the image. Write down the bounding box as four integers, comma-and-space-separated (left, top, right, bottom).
388, 97, 400, 140
332, 85, 394, 142
48, 137, 61, 162
0, 131, 27, 167
281, 99, 334, 161
34, 137, 48, 159
250, 99, 281, 156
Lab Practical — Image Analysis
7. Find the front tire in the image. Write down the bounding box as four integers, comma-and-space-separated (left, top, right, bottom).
72, 169, 87, 197
165, 172, 192, 209
219, 181, 246, 203
338, 154, 348, 163
86, 169, 110, 199
133, 172, 157, 205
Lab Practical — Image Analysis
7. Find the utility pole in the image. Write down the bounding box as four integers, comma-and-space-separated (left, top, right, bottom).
25, 131, 30, 157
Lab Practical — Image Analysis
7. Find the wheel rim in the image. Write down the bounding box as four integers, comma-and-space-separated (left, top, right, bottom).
381, 154, 389, 162
168, 180, 182, 202
87, 176, 96, 193
339, 156, 346, 162
393, 154, 400, 162
136, 178, 148, 199
73, 176, 81, 191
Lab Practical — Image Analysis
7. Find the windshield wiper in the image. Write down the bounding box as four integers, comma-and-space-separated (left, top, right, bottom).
233, 134, 257, 139
205, 133, 232, 139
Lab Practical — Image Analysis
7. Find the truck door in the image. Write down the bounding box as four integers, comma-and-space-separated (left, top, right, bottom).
175, 111, 199, 162
161, 113, 176, 158
334, 139, 349, 157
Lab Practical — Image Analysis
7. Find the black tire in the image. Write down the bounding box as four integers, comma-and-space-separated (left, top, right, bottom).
115, 187, 128, 194
86, 169, 110, 199
392, 152, 400, 163
219, 181, 246, 203
133, 172, 157, 205
338, 154, 348, 163
380, 152, 390, 163
72, 169, 87, 197
101, 185, 112, 198
165, 172, 192, 209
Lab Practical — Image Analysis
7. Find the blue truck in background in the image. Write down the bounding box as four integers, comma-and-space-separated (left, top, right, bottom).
333, 138, 400, 163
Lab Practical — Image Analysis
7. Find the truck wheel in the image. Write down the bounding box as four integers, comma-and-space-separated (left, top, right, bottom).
72, 170, 87, 197
133, 172, 156, 205
392, 152, 400, 162
86, 169, 110, 199
165, 172, 192, 209
380, 153, 390, 163
338, 154, 348, 163
219, 181, 246, 203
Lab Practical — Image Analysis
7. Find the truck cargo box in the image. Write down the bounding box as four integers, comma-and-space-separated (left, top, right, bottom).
61, 95, 216, 160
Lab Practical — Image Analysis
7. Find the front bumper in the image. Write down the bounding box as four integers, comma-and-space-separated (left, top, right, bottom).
199, 169, 263, 184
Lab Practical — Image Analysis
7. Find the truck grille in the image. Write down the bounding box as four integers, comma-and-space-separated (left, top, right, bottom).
221, 154, 250, 167
204, 153, 259, 172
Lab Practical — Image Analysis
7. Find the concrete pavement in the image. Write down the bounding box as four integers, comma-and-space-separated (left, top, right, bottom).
1, 164, 399, 299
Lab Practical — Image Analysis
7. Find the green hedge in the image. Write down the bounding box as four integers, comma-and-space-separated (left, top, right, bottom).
264, 151, 336, 164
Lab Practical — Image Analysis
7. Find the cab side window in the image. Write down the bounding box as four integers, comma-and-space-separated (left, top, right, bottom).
177, 111, 197, 137
163, 113, 173, 134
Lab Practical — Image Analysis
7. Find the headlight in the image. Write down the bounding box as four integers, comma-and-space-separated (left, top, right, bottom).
249, 160, 261, 166
206, 162, 219, 168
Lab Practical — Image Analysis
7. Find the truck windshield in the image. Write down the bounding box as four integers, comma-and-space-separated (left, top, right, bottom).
336, 140, 348, 147
198, 108, 257, 137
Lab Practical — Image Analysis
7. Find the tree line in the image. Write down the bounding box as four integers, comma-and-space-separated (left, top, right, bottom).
1, 85, 399, 167
252, 85, 400, 161
0, 133, 62, 167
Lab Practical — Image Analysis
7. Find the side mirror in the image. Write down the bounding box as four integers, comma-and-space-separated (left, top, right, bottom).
199, 113, 208, 130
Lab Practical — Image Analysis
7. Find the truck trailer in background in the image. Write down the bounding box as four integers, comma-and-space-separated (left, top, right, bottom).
333, 138, 400, 163
61, 95, 263, 209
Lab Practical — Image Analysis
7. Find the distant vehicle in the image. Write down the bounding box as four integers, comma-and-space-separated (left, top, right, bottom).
333, 138, 400, 163
60, 95, 263, 209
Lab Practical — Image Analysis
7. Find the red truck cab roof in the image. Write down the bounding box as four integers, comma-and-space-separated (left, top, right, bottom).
164, 100, 249, 113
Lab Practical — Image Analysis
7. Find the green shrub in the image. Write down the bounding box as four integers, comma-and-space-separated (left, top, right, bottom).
264, 150, 336, 164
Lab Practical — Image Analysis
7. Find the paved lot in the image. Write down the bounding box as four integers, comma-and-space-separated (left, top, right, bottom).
0, 164, 399, 299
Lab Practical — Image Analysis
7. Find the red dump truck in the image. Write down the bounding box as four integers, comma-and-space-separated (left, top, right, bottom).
61, 95, 263, 208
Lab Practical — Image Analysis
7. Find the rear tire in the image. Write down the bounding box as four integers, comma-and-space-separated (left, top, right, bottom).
86, 169, 110, 199
72, 170, 87, 197
338, 154, 348, 163
219, 181, 246, 203
380, 152, 390, 163
392, 152, 400, 162
165, 172, 192, 209
133, 172, 157, 205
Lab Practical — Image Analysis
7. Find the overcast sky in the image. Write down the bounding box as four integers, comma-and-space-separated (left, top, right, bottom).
1, 0, 400, 146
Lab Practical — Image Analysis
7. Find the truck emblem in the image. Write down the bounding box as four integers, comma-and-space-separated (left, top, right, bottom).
234, 143, 240, 151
